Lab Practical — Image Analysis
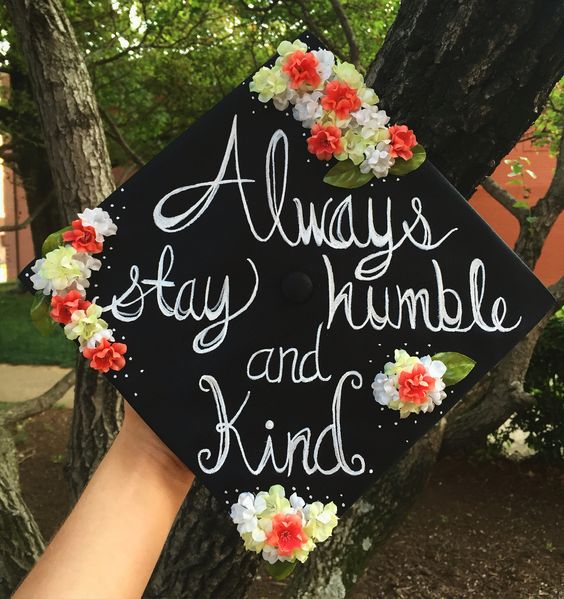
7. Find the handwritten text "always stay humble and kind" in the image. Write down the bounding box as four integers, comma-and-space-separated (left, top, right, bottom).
106, 115, 523, 479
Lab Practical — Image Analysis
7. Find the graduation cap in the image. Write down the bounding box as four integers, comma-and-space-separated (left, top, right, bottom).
20, 32, 554, 571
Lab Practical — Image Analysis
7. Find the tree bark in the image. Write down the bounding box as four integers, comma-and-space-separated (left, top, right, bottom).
0, 426, 44, 599
366, 0, 564, 198
5, 0, 122, 497
283, 423, 444, 599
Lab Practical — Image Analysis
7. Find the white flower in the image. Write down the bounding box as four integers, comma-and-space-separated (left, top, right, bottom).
360, 141, 394, 178
80, 328, 115, 351
30, 246, 93, 296
292, 91, 323, 128
352, 106, 390, 139
371, 372, 399, 406
230, 492, 267, 535
64, 303, 108, 344
312, 49, 334, 84
78, 207, 117, 241
289, 492, 306, 512
263, 544, 288, 564
272, 87, 297, 110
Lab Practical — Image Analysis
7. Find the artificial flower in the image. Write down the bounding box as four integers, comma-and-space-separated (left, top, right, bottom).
83, 338, 127, 373
250, 66, 289, 103
50, 290, 91, 325
81, 327, 115, 351
282, 50, 321, 90
64, 303, 108, 344
77, 207, 117, 241
372, 350, 447, 418
388, 124, 417, 160
357, 86, 379, 107
360, 141, 394, 178
231, 492, 267, 534
272, 88, 297, 111
30, 245, 91, 296
332, 61, 364, 88
321, 80, 361, 119
307, 123, 343, 160
266, 513, 309, 558
352, 106, 390, 139
292, 91, 323, 128
311, 49, 335, 83
304, 501, 338, 542
335, 129, 371, 165
62, 219, 103, 254
257, 484, 292, 517
277, 39, 308, 57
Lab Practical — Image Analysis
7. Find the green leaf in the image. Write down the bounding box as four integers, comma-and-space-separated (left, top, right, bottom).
30, 292, 57, 337
265, 560, 298, 581
323, 159, 374, 189
388, 144, 426, 176
42, 226, 72, 256
432, 352, 476, 386
512, 200, 530, 210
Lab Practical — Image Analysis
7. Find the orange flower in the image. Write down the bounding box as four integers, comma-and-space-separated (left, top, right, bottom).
63, 219, 103, 254
321, 81, 361, 119
307, 123, 343, 161
266, 513, 308, 557
398, 363, 436, 405
388, 124, 417, 160
282, 51, 320, 89
50, 290, 91, 325
83, 339, 127, 373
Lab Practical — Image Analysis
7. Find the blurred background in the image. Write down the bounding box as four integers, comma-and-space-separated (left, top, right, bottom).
0, 2, 562, 598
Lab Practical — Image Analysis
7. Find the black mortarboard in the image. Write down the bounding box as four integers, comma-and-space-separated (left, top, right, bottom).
20, 32, 554, 525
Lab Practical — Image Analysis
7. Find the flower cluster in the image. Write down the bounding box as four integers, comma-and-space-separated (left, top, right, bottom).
30, 207, 127, 373
249, 39, 421, 182
372, 350, 447, 418
230, 485, 338, 566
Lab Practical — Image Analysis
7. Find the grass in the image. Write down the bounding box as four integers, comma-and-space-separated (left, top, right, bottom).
0, 281, 76, 367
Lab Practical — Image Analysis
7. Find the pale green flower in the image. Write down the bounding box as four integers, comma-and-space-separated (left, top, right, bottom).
64, 303, 108, 343
384, 349, 419, 376
336, 129, 371, 165
257, 484, 291, 517
31, 245, 86, 295
304, 501, 338, 543
358, 86, 379, 106
249, 66, 288, 102
333, 61, 364, 88
277, 39, 308, 57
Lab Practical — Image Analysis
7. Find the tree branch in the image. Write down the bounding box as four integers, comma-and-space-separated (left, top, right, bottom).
99, 106, 145, 167
0, 370, 75, 425
329, 0, 360, 67
481, 175, 526, 223
0, 196, 51, 232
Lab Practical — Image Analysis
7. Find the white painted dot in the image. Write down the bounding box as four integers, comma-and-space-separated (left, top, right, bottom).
427, 343, 432, 347
386, 354, 390, 358
102, 256, 106, 260
109, 246, 113, 250
405, 439, 409, 443
115, 216, 120, 220
339, 493, 343, 497
306, 486, 310, 490
396, 178, 400, 182
307, 159, 311, 163
225, 500, 229, 504
107, 265, 111, 269
140, 369, 144, 373
256, 486, 260, 490
120, 188, 124, 192
380, 407, 384, 411
265, 420, 274, 430
292, 486, 296, 491
394, 421, 398, 426
341, 503, 345, 508
94, 283, 98, 287
378, 343, 382, 347
134, 392, 138, 397
122, 205, 126, 209
128, 357, 132, 361
285, 112, 290, 116
326, 495, 329, 500
25, 273, 29, 277
263, 105, 267, 109
224, 490, 228, 494
382, 179, 386, 182
252, 110, 255, 114
110, 203, 114, 207
370, 182, 374, 187
403, 342, 408, 346
378, 424, 382, 429
369, 468, 374, 474
302, 132, 307, 137
113, 374, 117, 378
309, 495, 313, 499
415, 351, 420, 355
124, 374, 128, 378
414, 420, 418, 424
368, 359, 372, 363
121, 336, 126, 340
235, 489, 239, 493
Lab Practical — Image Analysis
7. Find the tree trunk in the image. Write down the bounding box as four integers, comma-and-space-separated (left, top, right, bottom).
283, 423, 444, 599
366, 0, 564, 198
0, 426, 44, 599
5, 0, 122, 498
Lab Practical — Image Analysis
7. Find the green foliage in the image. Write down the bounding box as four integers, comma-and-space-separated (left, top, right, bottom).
323, 159, 374, 188
0, 283, 75, 367
432, 352, 476, 386
531, 78, 564, 154
491, 308, 564, 461
388, 144, 426, 176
